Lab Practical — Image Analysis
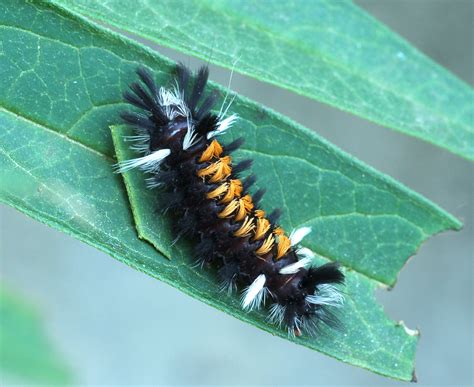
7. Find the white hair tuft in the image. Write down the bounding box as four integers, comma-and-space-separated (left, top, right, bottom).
114, 148, 170, 173
241, 274, 267, 311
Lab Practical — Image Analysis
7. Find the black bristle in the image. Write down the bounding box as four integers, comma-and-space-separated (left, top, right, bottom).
194, 237, 216, 266
303, 262, 345, 289
129, 82, 168, 125
123, 90, 148, 110
195, 90, 219, 120
195, 113, 219, 136
252, 188, 266, 206
268, 208, 282, 224
159, 191, 184, 211
176, 62, 191, 96
242, 174, 257, 191
188, 66, 209, 112
137, 67, 157, 98
224, 138, 245, 153
233, 159, 253, 175
218, 260, 239, 290
154, 170, 175, 186
120, 112, 155, 131
130, 82, 155, 109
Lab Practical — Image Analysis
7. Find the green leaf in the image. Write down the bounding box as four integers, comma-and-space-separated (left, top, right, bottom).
112, 125, 420, 380
0, 286, 73, 384
0, 0, 461, 380
51, 0, 474, 160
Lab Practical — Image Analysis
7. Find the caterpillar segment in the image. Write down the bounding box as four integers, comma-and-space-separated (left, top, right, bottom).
117, 64, 345, 336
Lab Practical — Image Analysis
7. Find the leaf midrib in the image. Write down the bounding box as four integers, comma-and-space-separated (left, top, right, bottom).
0, 106, 112, 162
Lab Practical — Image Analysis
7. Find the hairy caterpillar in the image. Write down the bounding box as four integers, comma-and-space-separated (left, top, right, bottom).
116, 64, 345, 336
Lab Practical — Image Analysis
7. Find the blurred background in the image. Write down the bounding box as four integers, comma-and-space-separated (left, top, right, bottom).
1, 0, 472, 385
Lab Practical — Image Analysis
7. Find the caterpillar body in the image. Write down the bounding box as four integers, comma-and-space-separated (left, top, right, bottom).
117, 64, 345, 336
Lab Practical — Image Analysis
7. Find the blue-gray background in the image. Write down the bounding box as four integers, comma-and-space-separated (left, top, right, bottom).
1, 1, 472, 385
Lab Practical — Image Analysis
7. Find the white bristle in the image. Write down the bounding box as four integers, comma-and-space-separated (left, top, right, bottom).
145, 176, 163, 189
123, 134, 150, 142
306, 284, 344, 307
241, 274, 267, 311
182, 119, 200, 150
289, 226, 312, 246
130, 143, 150, 153
267, 303, 286, 327
279, 256, 313, 275
207, 114, 238, 139
114, 148, 170, 173
296, 247, 316, 260
159, 86, 188, 120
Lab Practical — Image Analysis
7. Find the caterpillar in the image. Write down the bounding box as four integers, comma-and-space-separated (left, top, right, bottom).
116, 64, 345, 337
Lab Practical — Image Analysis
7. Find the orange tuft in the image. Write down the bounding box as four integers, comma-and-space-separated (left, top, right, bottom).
276, 234, 291, 259
255, 234, 275, 256
234, 217, 255, 238
210, 156, 232, 183
273, 227, 285, 236
206, 183, 228, 200
254, 217, 271, 241
197, 156, 232, 183
218, 199, 239, 218
220, 179, 243, 203
235, 195, 254, 221
198, 139, 223, 163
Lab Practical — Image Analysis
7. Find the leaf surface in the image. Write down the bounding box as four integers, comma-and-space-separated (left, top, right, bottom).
52, 0, 474, 160
0, 0, 461, 380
